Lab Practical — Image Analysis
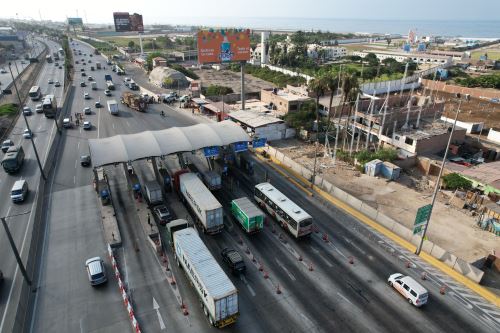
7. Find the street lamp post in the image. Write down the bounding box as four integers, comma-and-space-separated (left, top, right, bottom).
415, 96, 464, 255
8, 62, 47, 181
1, 216, 32, 286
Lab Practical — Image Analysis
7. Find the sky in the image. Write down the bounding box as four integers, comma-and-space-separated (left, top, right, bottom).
2, 0, 500, 23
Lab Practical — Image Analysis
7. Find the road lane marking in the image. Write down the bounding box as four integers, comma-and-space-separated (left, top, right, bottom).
126, 121, 130, 127
75, 159, 77, 169
97, 105, 101, 138
153, 297, 166, 330
337, 292, 354, 306
73, 176, 76, 184
310, 246, 333, 268
240, 275, 256, 297
77, 142, 80, 149
275, 258, 296, 281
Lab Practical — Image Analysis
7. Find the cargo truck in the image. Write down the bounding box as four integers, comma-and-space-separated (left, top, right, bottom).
96, 62, 101, 69
188, 154, 222, 190
107, 100, 119, 115
173, 227, 239, 327
94, 167, 110, 205
104, 74, 115, 90
179, 173, 223, 234
121, 92, 147, 112
231, 197, 264, 233
166, 219, 189, 247
143, 181, 163, 205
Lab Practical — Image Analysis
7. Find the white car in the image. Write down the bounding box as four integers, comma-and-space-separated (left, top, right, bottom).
84, 92, 90, 99
84, 107, 91, 115
23, 106, 32, 116
63, 118, 71, 128
0, 68, 7, 74
23, 129, 32, 139
83, 121, 91, 130
388, 273, 429, 307
35, 104, 43, 113
85, 257, 107, 286
104, 89, 111, 96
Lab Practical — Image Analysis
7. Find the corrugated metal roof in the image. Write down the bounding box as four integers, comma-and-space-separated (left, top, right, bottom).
180, 173, 222, 211
229, 110, 284, 129
175, 228, 237, 299
88, 120, 249, 167
233, 197, 264, 219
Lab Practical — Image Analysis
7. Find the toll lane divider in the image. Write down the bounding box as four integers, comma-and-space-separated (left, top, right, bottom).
108, 244, 142, 333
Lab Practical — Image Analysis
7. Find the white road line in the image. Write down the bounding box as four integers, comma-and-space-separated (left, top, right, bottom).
122, 247, 129, 285
112, 123, 115, 129
97, 106, 101, 139
329, 243, 348, 260
310, 246, 333, 267
73, 175, 76, 184
240, 275, 256, 297
77, 142, 80, 149
74, 159, 77, 169
337, 292, 354, 306
126, 121, 130, 127
275, 258, 296, 281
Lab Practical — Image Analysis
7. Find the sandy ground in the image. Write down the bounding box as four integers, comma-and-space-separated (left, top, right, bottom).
272, 139, 499, 263
194, 68, 274, 94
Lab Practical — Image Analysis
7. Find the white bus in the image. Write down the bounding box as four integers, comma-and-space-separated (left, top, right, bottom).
42, 94, 57, 118
28, 86, 42, 101
254, 182, 313, 238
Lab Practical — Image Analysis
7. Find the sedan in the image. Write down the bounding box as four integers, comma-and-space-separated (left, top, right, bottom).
35, 104, 43, 113
153, 205, 173, 225
54, 81, 61, 87
84, 92, 90, 99
84, 107, 91, 115
23, 129, 32, 139
80, 81, 86, 87
0, 68, 7, 74
80, 155, 91, 167
83, 121, 91, 130
22, 106, 32, 116
48, 78, 54, 84
104, 89, 111, 96
1, 139, 14, 153
88, 76, 93, 81
81, 72, 87, 77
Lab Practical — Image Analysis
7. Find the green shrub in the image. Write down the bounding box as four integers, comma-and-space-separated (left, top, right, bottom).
442, 173, 472, 190
0, 104, 18, 116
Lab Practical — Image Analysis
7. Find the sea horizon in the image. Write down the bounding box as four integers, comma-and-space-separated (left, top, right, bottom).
153, 16, 500, 39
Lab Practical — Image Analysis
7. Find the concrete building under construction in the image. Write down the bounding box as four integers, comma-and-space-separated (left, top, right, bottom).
349, 93, 465, 155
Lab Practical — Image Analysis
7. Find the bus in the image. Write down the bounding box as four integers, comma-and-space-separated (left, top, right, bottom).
42, 94, 57, 118
1, 146, 25, 174
28, 86, 42, 101
254, 182, 313, 238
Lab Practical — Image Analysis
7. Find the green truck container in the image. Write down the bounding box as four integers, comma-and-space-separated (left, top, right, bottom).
231, 197, 264, 233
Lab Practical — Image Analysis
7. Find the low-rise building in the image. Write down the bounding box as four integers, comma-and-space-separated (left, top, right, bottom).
228, 110, 294, 141
152, 56, 167, 67
353, 49, 452, 66
307, 44, 347, 60
260, 88, 312, 115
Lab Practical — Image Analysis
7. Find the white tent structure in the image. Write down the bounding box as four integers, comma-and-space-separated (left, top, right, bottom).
88, 121, 250, 167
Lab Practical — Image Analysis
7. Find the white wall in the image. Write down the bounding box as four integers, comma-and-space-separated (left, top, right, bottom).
487, 128, 500, 144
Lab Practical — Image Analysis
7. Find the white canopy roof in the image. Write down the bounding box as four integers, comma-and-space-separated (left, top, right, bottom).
88, 120, 249, 167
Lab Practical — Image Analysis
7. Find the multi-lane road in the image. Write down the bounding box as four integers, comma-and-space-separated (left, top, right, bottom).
20, 40, 500, 333
0, 38, 65, 332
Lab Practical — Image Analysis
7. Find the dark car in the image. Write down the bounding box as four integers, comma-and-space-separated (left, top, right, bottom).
221, 248, 246, 275
153, 205, 173, 225
80, 81, 86, 87
80, 155, 91, 166
80, 68, 85, 72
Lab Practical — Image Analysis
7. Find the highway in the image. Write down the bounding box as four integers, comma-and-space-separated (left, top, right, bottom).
29, 40, 499, 333
0, 38, 65, 332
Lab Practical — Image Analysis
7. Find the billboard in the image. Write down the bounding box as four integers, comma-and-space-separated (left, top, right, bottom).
197, 29, 251, 64
113, 12, 144, 32
67, 17, 83, 26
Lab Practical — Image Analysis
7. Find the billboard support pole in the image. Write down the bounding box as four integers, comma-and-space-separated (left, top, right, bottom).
139, 32, 144, 57
241, 61, 245, 110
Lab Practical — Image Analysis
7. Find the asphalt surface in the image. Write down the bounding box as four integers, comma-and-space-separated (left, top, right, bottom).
0, 38, 65, 332
29, 40, 499, 333
0, 38, 44, 94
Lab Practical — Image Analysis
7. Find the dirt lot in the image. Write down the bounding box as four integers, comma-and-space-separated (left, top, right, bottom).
193, 68, 274, 94
272, 139, 499, 263
431, 91, 500, 129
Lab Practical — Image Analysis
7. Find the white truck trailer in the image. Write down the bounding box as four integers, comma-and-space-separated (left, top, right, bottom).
143, 181, 163, 205
179, 173, 223, 234
188, 154, 222, 190
107, 99, 119, 115
173, 227, 238, 327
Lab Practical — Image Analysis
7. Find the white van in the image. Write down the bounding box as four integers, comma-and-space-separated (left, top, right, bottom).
11, 179, 28, 203
388, 273, 429, 307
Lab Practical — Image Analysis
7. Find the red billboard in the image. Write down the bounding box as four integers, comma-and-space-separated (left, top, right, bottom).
197, 29, 251, 64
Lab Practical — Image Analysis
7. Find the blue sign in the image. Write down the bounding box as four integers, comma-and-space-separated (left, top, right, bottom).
203, 146, 220, 158
233, 141, 248, 153
252, 137, 267, 148
403, 43, 411, 52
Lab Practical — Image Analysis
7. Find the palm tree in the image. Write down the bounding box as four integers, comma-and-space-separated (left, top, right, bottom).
339, 73, 360, 149
322, 72, 340, 131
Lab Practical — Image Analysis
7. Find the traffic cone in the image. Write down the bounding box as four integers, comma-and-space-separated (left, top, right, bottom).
349, 256, 354, 265
245, 247, 250, 254
169, 276, 176, 285
238, 236, 243, 245
276, 284, 282, 294
322, 233, 329, 242
406, 261, 411, 268
181, 301, 189, 315
440, 285, 446, 295
271, 225, 276, 234
252, 255, 257, 263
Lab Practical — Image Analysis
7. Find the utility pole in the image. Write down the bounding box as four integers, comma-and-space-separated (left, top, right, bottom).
1, 216, 32, 286
415, 96, 465, 255
8, 63, 47, 180
241, 61, 246, 110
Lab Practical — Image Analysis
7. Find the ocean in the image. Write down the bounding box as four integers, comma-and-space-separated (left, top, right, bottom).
161, 17, 500, 39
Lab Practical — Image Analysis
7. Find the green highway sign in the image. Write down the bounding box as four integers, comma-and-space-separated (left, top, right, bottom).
413, 204, 432, 235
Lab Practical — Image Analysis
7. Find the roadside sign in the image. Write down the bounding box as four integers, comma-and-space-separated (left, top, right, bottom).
233, 141, 248, 153
413, 204, 432, 235
203, 146, 219, 158
252, 137, 267, 148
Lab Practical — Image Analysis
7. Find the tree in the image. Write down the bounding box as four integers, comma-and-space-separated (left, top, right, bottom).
338, 73, 360, 149
203, 85, 234, 96
128, 40, 135, 49
442, 173, 472, 190
386, 38, 392, 47
365, 53, 379, 67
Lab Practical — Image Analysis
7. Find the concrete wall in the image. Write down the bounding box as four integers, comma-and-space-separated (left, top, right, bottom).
263, 145, 485, 283
421, 79, 500, 100
487, 128, 500, 144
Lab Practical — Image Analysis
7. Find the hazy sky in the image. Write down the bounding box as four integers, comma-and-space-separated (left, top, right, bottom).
3, 0, 500, 23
